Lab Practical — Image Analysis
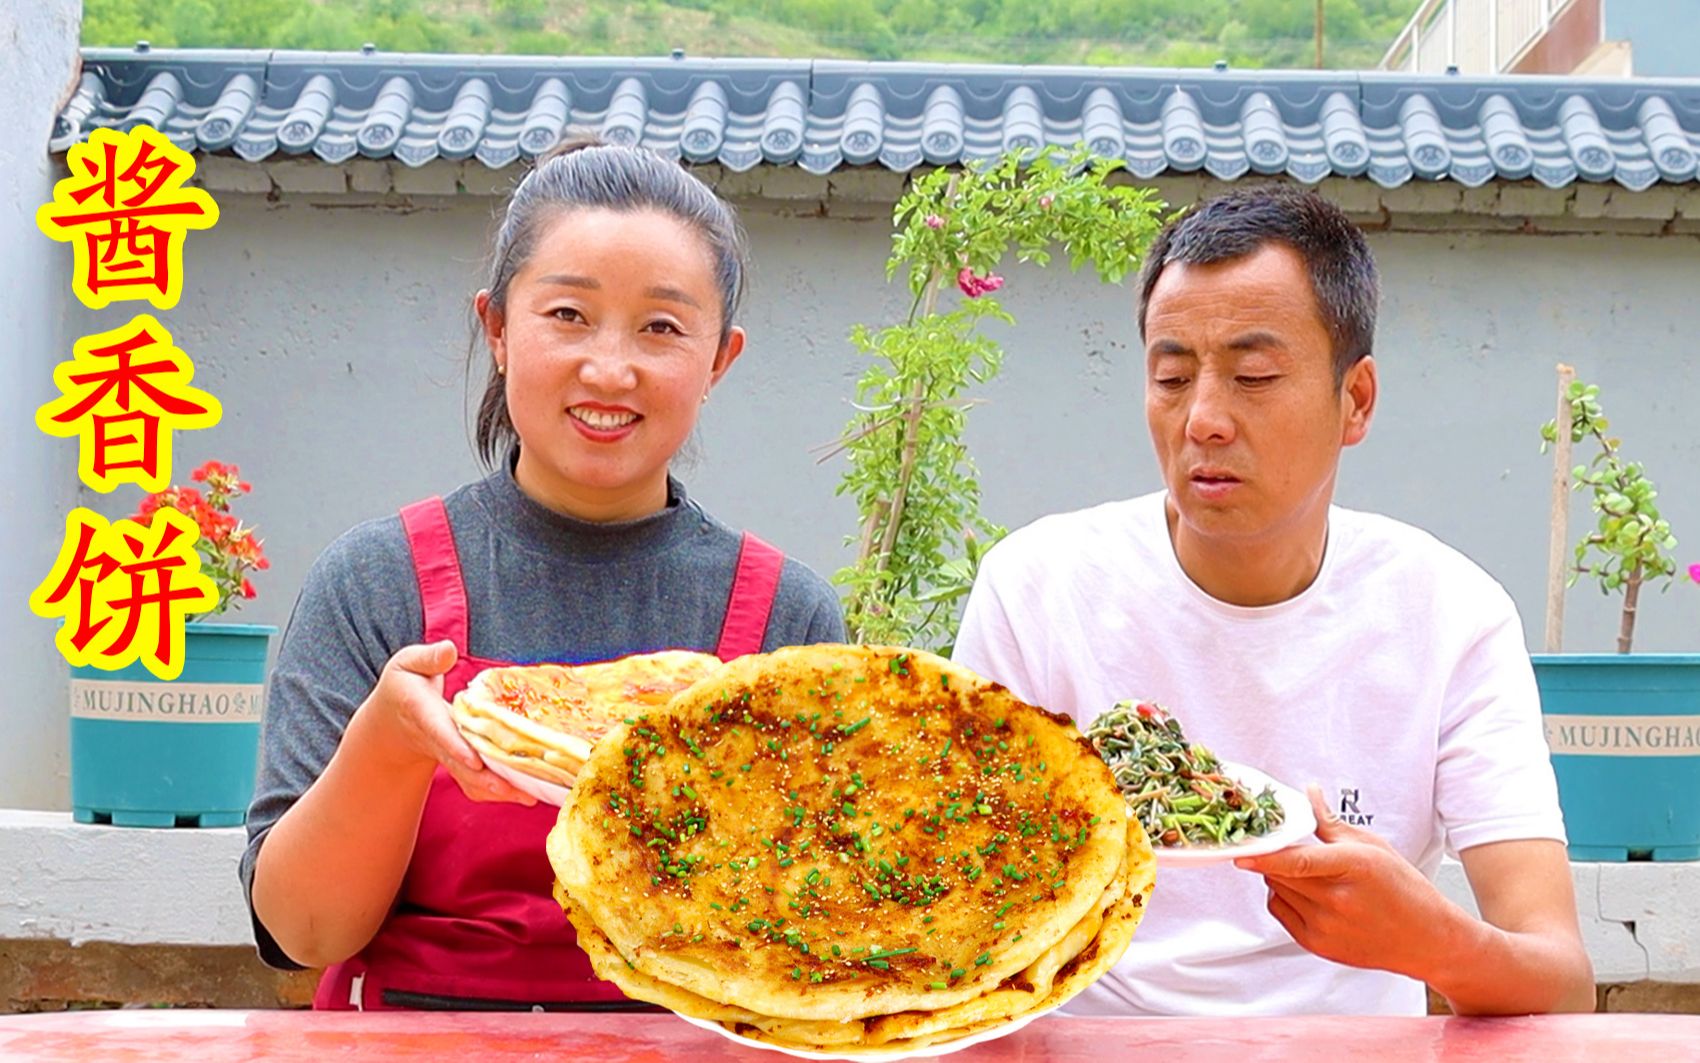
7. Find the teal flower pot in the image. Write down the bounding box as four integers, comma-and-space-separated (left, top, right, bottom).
69, 622, 275, 828
1533, 654, 1700, 861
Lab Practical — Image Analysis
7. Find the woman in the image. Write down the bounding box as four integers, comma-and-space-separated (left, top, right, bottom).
242, 142, 846, 1011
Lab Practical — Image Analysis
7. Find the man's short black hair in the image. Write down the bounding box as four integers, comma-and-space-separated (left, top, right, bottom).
1136, 185, 1379, 383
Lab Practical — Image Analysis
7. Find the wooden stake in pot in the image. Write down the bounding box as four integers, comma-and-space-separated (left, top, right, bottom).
1544, 363, 1575, 653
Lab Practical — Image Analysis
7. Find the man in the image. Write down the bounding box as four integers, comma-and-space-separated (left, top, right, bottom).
953, 185, 1593, 1016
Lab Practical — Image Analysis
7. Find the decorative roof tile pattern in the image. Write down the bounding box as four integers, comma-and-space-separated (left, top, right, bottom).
54, 48, 1700, 190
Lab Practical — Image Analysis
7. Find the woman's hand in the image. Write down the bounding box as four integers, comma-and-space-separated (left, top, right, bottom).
253, 639, 532, 967
355, 640, 537, 806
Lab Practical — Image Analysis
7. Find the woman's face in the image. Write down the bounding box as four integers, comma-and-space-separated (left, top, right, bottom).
478, 207, 744, 521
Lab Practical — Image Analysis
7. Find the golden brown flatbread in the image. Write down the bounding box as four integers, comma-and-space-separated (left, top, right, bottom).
453, 651, 723, 788
547, 643, 1150, 1050
555, 808, 1156, 1053
728, 814, 1155, 1053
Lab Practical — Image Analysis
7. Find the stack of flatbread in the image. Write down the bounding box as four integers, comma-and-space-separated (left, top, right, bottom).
547, 644, 1155, 1054
452, 651, 724, 788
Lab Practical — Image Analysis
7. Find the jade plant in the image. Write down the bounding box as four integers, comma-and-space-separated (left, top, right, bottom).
1541, 378, 1679, 653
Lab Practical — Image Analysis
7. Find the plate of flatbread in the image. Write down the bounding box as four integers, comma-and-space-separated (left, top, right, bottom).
670, 1001, 1059, 1060
481, 752, 574, 806
452, 650, 725, 803
546, 644, 1157, 1059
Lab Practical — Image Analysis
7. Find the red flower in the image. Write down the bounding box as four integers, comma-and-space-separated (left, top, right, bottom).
956, 268, 1005, 299
130, 460, 266, 614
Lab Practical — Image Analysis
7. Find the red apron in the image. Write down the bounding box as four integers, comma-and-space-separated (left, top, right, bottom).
314, 496, 785, 1011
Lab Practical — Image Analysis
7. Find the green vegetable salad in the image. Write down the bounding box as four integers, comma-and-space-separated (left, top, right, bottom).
1086, 700, 1285, 848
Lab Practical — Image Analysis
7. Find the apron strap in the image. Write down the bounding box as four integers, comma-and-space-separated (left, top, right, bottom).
399, 497, 470, 653
715, 532, 784, 662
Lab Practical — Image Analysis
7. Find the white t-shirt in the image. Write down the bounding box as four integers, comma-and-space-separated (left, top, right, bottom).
952, 491, 1565, 1016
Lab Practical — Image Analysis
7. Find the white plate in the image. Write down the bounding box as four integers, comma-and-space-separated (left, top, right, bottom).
671, 1002, 1059, 1062
481, 755, 572, 807
1148, 761, 1317, 868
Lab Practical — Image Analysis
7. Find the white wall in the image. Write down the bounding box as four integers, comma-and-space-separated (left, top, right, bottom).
0, 1, 82, 810
7, 167, 1698, 809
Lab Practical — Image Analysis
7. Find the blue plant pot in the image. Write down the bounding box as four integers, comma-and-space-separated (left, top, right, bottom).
69, 622, 276, 828
1533, 654, 1700, 862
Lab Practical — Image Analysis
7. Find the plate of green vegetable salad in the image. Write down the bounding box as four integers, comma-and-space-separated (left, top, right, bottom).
1085, 699, 1317, 867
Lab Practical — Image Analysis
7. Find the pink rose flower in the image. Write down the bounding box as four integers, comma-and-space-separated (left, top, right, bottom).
956, 267, 1005, 298
925, 214, 945, 229
1688, 562, 1700, 583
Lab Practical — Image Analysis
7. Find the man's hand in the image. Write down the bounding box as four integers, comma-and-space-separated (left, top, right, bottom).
1237, 785, 1595, 1014
1235, 785, 1461, 980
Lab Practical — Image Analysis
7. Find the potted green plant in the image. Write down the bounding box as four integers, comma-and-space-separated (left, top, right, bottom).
69, 461, 275, 827
1536, 373, 1698, 861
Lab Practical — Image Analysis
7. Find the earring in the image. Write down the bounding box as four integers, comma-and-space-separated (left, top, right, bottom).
701, 392, 710, 405
497, 364, 507, 377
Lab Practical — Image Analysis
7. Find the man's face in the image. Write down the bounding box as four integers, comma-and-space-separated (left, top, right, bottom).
1142, 242, 1374, 549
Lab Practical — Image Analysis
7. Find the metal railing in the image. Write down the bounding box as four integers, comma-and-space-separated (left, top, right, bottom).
1380, 0, 1574, 73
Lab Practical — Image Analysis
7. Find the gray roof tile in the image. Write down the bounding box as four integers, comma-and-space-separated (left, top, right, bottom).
54, 48, 1700, 190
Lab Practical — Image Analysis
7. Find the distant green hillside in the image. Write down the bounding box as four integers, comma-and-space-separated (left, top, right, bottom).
83, 0, 1413, 69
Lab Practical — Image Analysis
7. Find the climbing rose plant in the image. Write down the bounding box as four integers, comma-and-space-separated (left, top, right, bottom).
830, 147, 1165, 651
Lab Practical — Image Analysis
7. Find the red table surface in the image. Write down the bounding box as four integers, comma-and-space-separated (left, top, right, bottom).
0, 1010, 1696, 1062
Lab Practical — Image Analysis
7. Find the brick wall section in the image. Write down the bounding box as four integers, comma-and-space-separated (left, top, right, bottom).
1427, 982, 1700, 1015
1, 941, 315, 1013
2, 939, 1694, 1015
